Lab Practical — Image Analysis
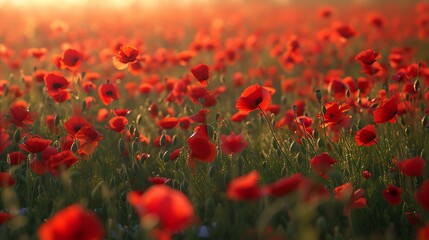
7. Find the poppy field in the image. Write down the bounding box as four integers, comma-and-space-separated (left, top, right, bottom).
1, 0, 429, 239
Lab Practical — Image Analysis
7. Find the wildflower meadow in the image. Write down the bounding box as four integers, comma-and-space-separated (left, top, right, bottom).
0, 0, 428, 239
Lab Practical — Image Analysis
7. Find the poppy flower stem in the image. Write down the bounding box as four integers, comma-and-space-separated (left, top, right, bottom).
206, 80, 231, 130
258, 106, 296, 173
348, 214, 355, 238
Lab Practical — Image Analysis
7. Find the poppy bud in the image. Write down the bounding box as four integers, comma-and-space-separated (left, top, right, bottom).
405, 126, 411, 136
315, 89, 322, 102
422, 116, 428, 127
131, 141, 138, 152
3, 84, 8, 96
71, 141, 78, 154
160, 133, 167, 147
54, 115, 61, 126
136, 114, 142, 125
129, 125, 135, 135
118, 138, 125, 155
313, 129, 319, 139
414, 80, 420, 92
14, 128, 21, 143
162, 151, 170, 162
81, 71, 86, 80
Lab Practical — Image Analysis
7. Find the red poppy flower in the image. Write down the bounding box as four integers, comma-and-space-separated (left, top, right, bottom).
112, 108, 130, 116
190, 63, 210, 83
363, 170, 372, 179
262, 173, 307, 197
128, 185, 194, 233
75, 125, 103, 156
9, 100, 33, 128
355, 124, 377, 146
220, 132, 248, 155
7, 151, 27, 165
28, 48, 47, 59
310, 152, 337, 178
45, 150, 79, 176
0, 212, 13, 224
333, 22, 357, 40
187, 124, 216, 167
30, 159, 48, 175
355, 49, 381, 66
20, 136, 51, 153
64, 115, 91, 137
112, 45, 139, 70
148, 176, 171, 185
405, 212, 421, 225
373, 95, 398, 124
97, 109, 109, 122
383, 184, 402, 206
61, 48, 83, 71
236, 84, 272, 112
0, 172, 16, 187
319, 102, 350, 127
157, 117, 179, 129
107, 116, 128, 133
38, 204, 104, 240
98, 82, 119, 105
44, 71, 70, 92
415, 180, 429, 212
226, 170, 262, 201
334, 182, 366, 216
397, 157, 425, 177
190, 109, 208, 123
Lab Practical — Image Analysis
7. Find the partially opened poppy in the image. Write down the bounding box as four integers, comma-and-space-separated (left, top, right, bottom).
397, 156, 425, 177
187, 124, 216, 167
190, 63, 210, 83
236, 84, 272, 112
383, 184, 402, 206
310, 152, 337, 178
355, 124, 377, 146
98, 81, 119, 105
226, 170, 262, 201
128, 185, 194, 234
38, 204, 104, 240
373, 95, 398, 124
